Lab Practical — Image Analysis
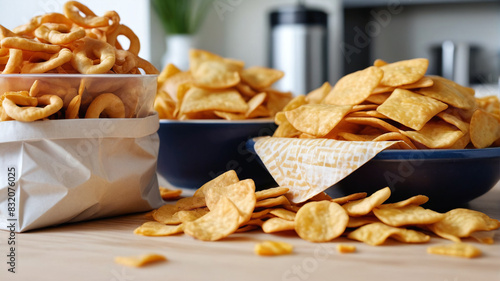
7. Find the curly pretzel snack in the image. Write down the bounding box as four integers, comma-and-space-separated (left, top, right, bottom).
71, 37, 116, 74
34, 23, 86, 45
63, 1, 109, 28
84, 93, 125, 118
2, 94, 63, 122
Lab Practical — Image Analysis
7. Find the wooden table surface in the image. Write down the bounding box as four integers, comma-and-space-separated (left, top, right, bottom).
1, 180, 499, 281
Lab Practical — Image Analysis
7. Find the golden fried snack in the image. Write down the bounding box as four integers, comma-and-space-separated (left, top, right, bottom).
107, 24, 140, 56
34, 23, 86, 45
84, 93, 125, 118
1, 37, 61, 53
21, 48, 73, 74
3, 94, 63, 121
2, 49, 23, 74
63, 1, 109, 28
70, 37, 116, 74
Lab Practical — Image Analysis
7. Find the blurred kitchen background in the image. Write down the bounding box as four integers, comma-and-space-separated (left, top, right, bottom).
0, 0, 499, 96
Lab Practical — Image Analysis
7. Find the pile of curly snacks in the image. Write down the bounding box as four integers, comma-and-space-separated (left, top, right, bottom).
135, 170, 500, 258
273, 58, 500, 149
154, 49, 293, 120
0, 1, 158, 121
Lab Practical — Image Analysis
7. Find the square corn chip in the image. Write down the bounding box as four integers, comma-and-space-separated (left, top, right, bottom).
470, 109, 500, 148
342, 187, 391, 217
417, 75, 476, 110
365, 92, 391, 104
372, 205, 445, 227
437, 110, 470, 133
295, 201, 348, 242
159, 71, 193, 103
401, 120, 465, 149
134, 221, 184, 236
273, 118, 301, 138
245, 92, 267, 117
254, 241, 293, 256
266, 88, 294, 117
158, 63, 181, 85
347, 222, 430, 246
379, 58, 428, 87
371, 76, 434, 95
114, 253, 166, 267
344, 116, 400, 133
306, 81, 331, 104
285, 104, 353, 137
377, 88, 448, 131
240, 66, 284, 90
179, 87, 248, 115
323, 66, 384, 105
193, 60, 240, 89
283, 95, 307, 112
427, 243, 481, 258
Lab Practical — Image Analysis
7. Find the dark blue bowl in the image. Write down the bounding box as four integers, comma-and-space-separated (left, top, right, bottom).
246, 139, 500, 209
157, 119, 278, 189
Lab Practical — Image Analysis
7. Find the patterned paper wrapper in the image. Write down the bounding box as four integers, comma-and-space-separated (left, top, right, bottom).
254, 137, 400, 203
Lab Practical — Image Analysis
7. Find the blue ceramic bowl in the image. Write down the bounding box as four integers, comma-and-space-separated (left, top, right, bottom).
157, 119, 278, 189
246, 139, 500, 209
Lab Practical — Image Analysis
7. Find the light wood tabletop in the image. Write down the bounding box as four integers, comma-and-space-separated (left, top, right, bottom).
1, 180, 499, 281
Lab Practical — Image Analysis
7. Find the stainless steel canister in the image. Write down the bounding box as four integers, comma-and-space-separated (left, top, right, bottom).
269, 4, 328, 96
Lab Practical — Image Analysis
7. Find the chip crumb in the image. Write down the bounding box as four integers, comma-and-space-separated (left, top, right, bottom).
427, 243, 482, 258
114, 253, 167, 267
254, 240, 293, 256
337, 244, 356, 254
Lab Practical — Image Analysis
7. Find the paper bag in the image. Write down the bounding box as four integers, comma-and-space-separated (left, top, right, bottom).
0, 114, 163, 232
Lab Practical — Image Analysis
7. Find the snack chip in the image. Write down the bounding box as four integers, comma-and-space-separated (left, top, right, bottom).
134, 221, 184, 236
155, 50, 292, 120
337, 244, 356, 254
347, 222, 430, 246
133, 171, 498, 261
114, 253, 167, 267
427, 243, 481, 258
269, 57, 500, 149
183, 196, 240, 241
295, 201, 348, 242
254, 240, 293, 256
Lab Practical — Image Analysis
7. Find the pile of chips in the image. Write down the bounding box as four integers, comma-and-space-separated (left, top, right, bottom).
134, 170, 500, 258
274, 58, 500, 149
0, 1, 158, 121
154, 49, 293, 120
